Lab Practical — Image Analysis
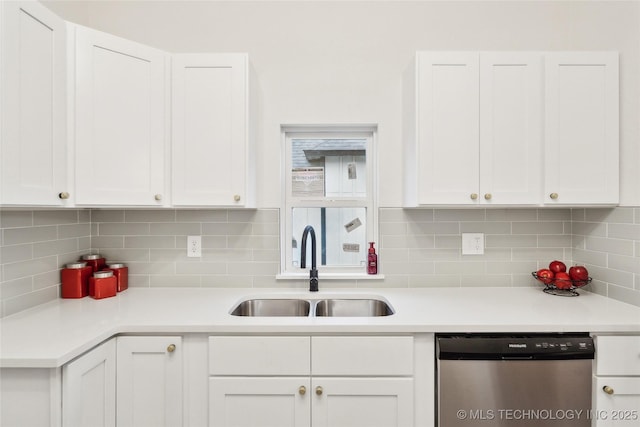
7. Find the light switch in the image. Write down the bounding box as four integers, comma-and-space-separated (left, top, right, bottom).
462, 233, 484, 255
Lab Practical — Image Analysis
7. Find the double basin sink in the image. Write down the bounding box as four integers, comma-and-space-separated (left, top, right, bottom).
230, 296, 394, 317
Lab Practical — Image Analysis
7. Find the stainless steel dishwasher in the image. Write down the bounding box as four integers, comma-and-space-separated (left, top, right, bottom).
437, 334, 595, 427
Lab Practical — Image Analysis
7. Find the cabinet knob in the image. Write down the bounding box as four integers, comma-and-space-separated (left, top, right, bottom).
233, 194, 241, 202
602, 385, 614, 395
58, 192, 70, 200
549, 193, 559, 200
315, 386, 323, 396
155, 194, 163, 201
167, 344, 176, 353
470, 193, 478, 200
484, 193, 492, 200
298, 386, 306, 395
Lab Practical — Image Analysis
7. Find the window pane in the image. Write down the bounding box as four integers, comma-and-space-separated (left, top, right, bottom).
291, 139, 367, 198
291, 207, 367, 268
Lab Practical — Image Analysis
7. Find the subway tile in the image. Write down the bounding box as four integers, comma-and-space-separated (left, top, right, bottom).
434, 236, 461, 249
99, 223, 150, 236
91, 236, 125, 249
78, 237, 91, 251
461, 274, 511, 287
227, 262, 279, 276
585, 236, 634, 256
3, 256, 58, 281
586, 280, 608, 297
128, 275, 150, 287
572, 249, 607, 267
512, 221, 564, 235
2, 287, 58, 317
608, 223, 640, 240
586, 207, 634, 224
538, 235, 572, 248
408, 275, 460, 287
571, 221, 607, 237
0, 244, 33, 264
229, 209, 278, 223
607, 284, 640, 307
256, 276, 303, 289
99, 249, 149, 263
33, 270, 60, 290
367, 276, 407, 288
125, 209, 176, 222
378, 248, 409, 263
538, 209, 571, 221
91, 209, 125, 223
571, 209, 586, 222
434, 209, 485, 222
3, 226, 57, 245
486, 209, 537, 222
409, 248, 459, 262
403, 209, 435, 222
460, 221, 510, 234
402, 234, 436, 249
78, 210, 91, 223
379, 222, 407, 236
176, 210, 227, 222
125, 236, 176, 249
58, 223, 91, 239
588, 265, 634, 289
128, 262, 175, 275
252, 250, 280, 262
201, 236, 227, 249
486, 235, 537, 248
203, 223, 252, 236
176, 262, 226, 275
33, 210, 78, 226
511, 248, 565, 262
252, 222, 280, 236
485, 261, 536, 275
150, 222, 202, 236
378, 208, 410, 222
435, 261, 484, 275
407, 221, 459, 235
33, 239, 77, 258
382, 262, 433, 275
608, 254, 640, 275
227, 235, 279, 250
1, 277, 33, 299
477, 248, 511, 261
0, 211, 33, 228
59, 251, 87, 267
150, 275, 201, 287
202, 275, 253, 288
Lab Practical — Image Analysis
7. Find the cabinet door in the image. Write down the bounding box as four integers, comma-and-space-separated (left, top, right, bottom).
479, 53, 542, 205
593, 377, 640, 427
209, 377, 310, 427
74, 25, 167, 206
117, 336, 182, 427
415, 52, 479, 205
312, 378, 414, 427
544, 52, 619, 205
1, 0, 69, 206
172, 53, 253, 207
62, 339, 116, 427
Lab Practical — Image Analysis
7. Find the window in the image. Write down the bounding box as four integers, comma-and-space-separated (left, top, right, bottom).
280, 125, 378, 278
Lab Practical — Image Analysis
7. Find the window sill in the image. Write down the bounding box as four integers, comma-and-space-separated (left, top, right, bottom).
276, 272, 385, 281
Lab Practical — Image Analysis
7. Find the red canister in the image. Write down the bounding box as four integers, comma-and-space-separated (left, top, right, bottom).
61, 262, 92, 298
82, 254, 106, 273
105, 263, 128, 292
89, 270, 117, 299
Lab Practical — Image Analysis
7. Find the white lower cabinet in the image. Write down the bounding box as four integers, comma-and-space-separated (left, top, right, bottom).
208, 336, 414, 427
61, 336, 183, 427
593, 335, 640, 427
62, 338, 117, 427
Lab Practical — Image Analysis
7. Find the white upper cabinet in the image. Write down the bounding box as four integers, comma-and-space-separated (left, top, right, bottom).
73, 25, 168, 206
405, 51, 542, 206
172, 53, 254, 207
544, 52, 619, 205
1, 0, 69, 206
479, 53, 542, 205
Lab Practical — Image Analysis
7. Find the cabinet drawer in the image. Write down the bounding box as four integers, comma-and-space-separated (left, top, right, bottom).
596, 336, 640, 375
209, 336, 310, 375
312, 336, 413, 376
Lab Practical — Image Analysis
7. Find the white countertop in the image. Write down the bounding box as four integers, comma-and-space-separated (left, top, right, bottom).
1, 287, 639, 368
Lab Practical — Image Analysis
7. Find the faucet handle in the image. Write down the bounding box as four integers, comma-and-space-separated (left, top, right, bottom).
309, 269, 319, 292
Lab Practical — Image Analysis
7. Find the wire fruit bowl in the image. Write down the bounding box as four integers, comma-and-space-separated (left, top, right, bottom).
531, 271, 592, 297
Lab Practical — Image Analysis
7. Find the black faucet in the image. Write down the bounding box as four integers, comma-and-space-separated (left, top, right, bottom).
300, 225, 318, 292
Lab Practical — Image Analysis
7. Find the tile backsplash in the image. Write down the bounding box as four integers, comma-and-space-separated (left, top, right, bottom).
1, 207, 638, 317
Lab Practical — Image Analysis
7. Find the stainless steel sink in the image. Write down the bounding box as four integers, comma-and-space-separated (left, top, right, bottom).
315, 299, 394, 317
230, 299, 311, 317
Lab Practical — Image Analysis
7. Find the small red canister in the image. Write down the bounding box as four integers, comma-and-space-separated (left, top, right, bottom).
89, 270, 117, 299
82, 254, 106, 273
105, 263, 128, 292
61, 262, 92, 298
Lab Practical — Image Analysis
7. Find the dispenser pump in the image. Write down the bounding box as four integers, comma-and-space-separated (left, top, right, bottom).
367, 242, 378, 275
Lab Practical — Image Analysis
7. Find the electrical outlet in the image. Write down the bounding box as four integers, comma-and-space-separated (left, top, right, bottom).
462, 233, 484, 255
187, 235, 202, 257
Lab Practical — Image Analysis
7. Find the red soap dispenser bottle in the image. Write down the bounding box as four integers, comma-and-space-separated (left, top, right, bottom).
367, 242, 378, 275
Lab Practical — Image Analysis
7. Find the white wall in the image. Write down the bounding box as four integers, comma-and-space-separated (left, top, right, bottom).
44, 0, 640, 207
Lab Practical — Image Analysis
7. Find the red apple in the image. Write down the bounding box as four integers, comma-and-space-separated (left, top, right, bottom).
549, 260, 567, 274
569, 265, 589, 287
554, 272, 572, 289
535, 268, 555, 285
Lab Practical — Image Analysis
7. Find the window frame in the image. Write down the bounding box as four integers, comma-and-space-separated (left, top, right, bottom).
279, 125, 380, 279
